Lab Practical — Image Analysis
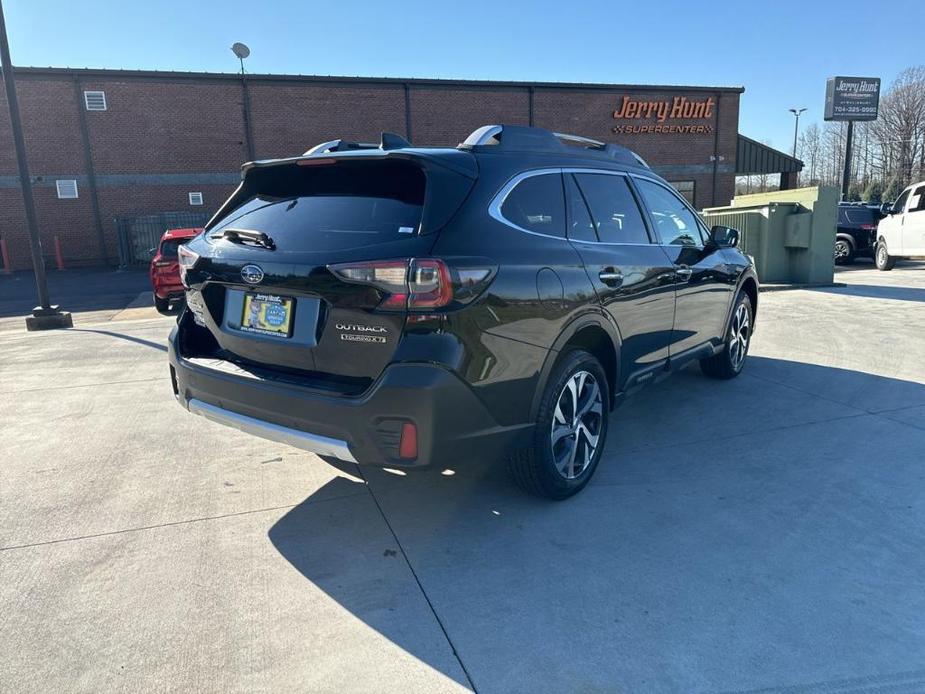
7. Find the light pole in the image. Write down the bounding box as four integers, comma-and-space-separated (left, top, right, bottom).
789, 107, 806, 158
0, 0, 71, 329
231, 42, 255, 161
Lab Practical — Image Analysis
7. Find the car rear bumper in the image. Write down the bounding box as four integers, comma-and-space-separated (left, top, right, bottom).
154, 285, 185, 300
168, 327, 533, 468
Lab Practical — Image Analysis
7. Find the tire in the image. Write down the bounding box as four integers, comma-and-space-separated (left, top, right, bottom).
700, 291, 753, 380
154, 294, 171, 314
834, 238, 855, 265
509, 349, 609, 500
875, 242, 896, 271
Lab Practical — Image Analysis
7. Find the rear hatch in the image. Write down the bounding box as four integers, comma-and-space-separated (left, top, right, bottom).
180, 152, 476, 392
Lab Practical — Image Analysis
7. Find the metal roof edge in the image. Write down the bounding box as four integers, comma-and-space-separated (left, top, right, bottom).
5, 66, 746, 93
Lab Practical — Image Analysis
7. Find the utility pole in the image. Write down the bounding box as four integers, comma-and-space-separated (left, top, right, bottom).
0, 0, 71, 329
789, 107, 806, 158
841, 120, 854, 201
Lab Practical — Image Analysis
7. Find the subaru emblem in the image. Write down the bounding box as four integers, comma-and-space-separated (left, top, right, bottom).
241, 264, 264, 284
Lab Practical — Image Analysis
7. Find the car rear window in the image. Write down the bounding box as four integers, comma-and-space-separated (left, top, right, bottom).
211, 160, 425, 252
159, 239, 188, 258
839, 207, 877, 225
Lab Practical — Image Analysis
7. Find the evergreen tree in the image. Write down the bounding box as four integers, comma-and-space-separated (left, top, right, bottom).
863, 179, 884, 204
883, 176, 905, 203
847, 183, 863, 202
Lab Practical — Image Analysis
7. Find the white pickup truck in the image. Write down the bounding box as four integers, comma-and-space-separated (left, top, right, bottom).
876, 181, 925, 270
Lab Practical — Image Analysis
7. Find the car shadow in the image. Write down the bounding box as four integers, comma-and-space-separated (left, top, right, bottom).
835, 259, 925, 272
807, 283, 925, 303
68, 328, 168, 352
266, 356, 925, 692
0, 269, 150, 318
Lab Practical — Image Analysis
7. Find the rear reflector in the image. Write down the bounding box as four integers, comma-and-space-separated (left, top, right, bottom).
399, 422, 418, 460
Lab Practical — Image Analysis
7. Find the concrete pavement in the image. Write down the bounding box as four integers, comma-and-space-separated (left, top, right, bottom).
2, 260, 925, 692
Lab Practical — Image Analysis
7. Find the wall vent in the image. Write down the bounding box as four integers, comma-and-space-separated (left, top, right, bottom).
83, 91, 107, 111
56, 179, 79, 199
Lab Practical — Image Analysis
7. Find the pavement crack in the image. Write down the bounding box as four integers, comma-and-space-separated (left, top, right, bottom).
0, 491, 367, 552
357, 467, 478, 693
2, 376, 169, 394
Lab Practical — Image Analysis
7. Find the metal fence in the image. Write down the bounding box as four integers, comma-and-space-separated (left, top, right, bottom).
116, 211, 211, 267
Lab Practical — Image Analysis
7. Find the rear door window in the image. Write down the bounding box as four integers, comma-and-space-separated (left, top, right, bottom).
911, 186, 925, 213
211, 160, 425, 252
573, 173, 650, 244
499, 173, 566, 237
841, 207, 877, 225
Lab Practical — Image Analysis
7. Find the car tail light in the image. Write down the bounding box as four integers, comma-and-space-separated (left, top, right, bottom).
399, 422, 418, 460
328, 258, 494, 312
408, 259, 452, 309
860, 224, 877, 230
177, 244, 200, 286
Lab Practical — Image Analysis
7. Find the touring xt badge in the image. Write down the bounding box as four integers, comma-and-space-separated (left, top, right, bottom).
336, 323, 388, 344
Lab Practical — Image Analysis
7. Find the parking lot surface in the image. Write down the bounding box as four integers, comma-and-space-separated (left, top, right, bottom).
3, 261, 925, 693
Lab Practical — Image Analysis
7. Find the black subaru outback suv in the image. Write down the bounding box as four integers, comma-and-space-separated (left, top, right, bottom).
168, 125, 757, 498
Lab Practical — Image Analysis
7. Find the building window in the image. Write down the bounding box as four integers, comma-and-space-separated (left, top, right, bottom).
188, 192, 204, 206
56, 180, 79, 199
83, 91, 107, 111
669, 180, 695, 205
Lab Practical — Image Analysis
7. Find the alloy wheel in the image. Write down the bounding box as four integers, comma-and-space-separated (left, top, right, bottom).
834, 240, 850, 261
550, 370, 604, 479
728, 302, 750, 371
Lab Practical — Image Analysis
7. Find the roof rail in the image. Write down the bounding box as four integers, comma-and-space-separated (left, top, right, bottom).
303, 131, 412, 156
457, 124, 649, 168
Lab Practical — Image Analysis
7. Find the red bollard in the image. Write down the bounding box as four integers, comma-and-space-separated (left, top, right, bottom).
54, 235, 65, 271
0, 238, 11, 274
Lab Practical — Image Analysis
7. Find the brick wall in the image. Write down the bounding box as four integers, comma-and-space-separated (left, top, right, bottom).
0, 69, 742, 271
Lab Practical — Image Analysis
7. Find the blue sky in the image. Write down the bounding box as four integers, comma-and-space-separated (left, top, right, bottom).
5, 0, 923, 151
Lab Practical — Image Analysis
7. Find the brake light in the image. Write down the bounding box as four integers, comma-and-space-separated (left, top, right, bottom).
177, 244, 200, 286
860, 224, 877, 230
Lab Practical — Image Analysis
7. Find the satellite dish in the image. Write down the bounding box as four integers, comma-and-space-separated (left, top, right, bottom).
231, 42, 250, 60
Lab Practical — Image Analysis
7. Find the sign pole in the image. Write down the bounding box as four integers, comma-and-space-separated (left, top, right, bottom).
841, 120, 854, 201
0, 0, 71, 329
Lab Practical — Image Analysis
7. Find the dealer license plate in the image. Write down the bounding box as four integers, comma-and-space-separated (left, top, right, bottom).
240, 292, 294, 338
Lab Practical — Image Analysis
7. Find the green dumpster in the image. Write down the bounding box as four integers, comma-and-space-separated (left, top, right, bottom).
703, 186, 838, 284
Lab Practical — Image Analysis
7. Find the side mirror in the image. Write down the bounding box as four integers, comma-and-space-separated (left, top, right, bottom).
880, 202, 893, 216
709, 225, 739, 248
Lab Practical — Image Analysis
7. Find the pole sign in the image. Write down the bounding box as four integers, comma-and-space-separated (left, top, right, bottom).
824, 77, 880, 121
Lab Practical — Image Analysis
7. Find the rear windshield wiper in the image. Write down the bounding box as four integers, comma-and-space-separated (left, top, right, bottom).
210, 228, 276, 250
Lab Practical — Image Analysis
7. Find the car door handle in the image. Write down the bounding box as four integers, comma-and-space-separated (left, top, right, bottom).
598, 268, 624, 286
676, 265, 693, 280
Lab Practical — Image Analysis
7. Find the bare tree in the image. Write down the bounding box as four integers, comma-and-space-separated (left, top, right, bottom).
871, 66, 925, 189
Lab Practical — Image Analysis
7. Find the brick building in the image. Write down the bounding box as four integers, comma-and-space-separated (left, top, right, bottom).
0, 67, 800, 270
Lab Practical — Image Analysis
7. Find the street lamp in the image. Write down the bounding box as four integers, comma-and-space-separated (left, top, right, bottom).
789, 107, 807, 158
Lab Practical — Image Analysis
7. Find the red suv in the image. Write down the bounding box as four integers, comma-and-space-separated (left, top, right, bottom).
150, 228, 201, 313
